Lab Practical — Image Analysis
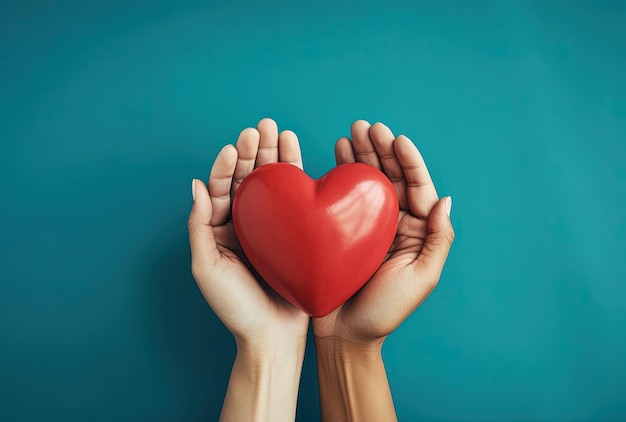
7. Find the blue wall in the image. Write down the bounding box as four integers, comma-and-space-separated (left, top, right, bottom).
1, 1, 625, 420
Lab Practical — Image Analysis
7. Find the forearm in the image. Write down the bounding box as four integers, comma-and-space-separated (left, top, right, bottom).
220, 337, 306, 422
315, 336, 397, 422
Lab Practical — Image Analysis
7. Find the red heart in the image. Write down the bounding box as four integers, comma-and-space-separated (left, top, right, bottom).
232, 162, 398, 317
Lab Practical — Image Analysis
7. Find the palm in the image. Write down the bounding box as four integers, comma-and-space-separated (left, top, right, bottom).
212, 221, 242, 261
189, 119, 309, 342
218, 221, 306, 320
389, 210, 426, 259
313, 121, 449, 343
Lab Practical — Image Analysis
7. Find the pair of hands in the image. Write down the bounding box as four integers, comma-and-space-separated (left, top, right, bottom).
188, 118, 454, 421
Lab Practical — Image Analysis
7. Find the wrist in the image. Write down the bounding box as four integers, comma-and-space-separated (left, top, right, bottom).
236, 332, 306, 361
314, 335, 383, 362
314, 336, 397, 422
221, 336, 306, 422
234, 334, 307, 391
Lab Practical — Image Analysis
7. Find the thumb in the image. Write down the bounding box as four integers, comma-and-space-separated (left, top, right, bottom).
188, 179, 220, 280
416, 196, 455, 277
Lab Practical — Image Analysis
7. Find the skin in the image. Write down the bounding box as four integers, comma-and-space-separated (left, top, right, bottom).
187, 118, 309, 422
312, 120, 455, 422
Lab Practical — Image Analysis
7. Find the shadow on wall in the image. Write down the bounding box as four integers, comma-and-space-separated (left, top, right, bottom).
138, 226, 234, 420
137, 219, 321, 421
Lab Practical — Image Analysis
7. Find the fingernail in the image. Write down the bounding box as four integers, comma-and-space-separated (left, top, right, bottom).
446, 196, 452, 217
191, 179, 196, 201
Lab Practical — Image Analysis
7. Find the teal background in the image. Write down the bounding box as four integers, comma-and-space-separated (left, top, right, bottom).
1, 1, 625, 420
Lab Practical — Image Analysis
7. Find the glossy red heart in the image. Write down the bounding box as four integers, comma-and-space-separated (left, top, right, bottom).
232, 162, 398, 317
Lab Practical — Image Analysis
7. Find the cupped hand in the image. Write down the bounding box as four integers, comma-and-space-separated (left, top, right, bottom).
188, 118, 310, 347
312, 120, 455, 344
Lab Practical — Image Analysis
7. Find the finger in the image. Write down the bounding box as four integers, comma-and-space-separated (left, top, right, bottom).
188, 179, 220, 278
208, 145, 238, 226
232, 127, 260, 195
369, 122, 407, 209
394, 135, 439, 218
335, 137, 356, 165
278, 130, 304, 169
351, 120, 381, 169
255, 118, 279, 168
415, 196, 454, 283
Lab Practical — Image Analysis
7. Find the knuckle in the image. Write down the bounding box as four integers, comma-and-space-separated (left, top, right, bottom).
445, 227, 455, 245
187, 216, 200, 235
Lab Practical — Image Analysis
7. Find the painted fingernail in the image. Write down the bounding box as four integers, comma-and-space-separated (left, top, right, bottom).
192, 179, 196, 201
446, 196, 452, 217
